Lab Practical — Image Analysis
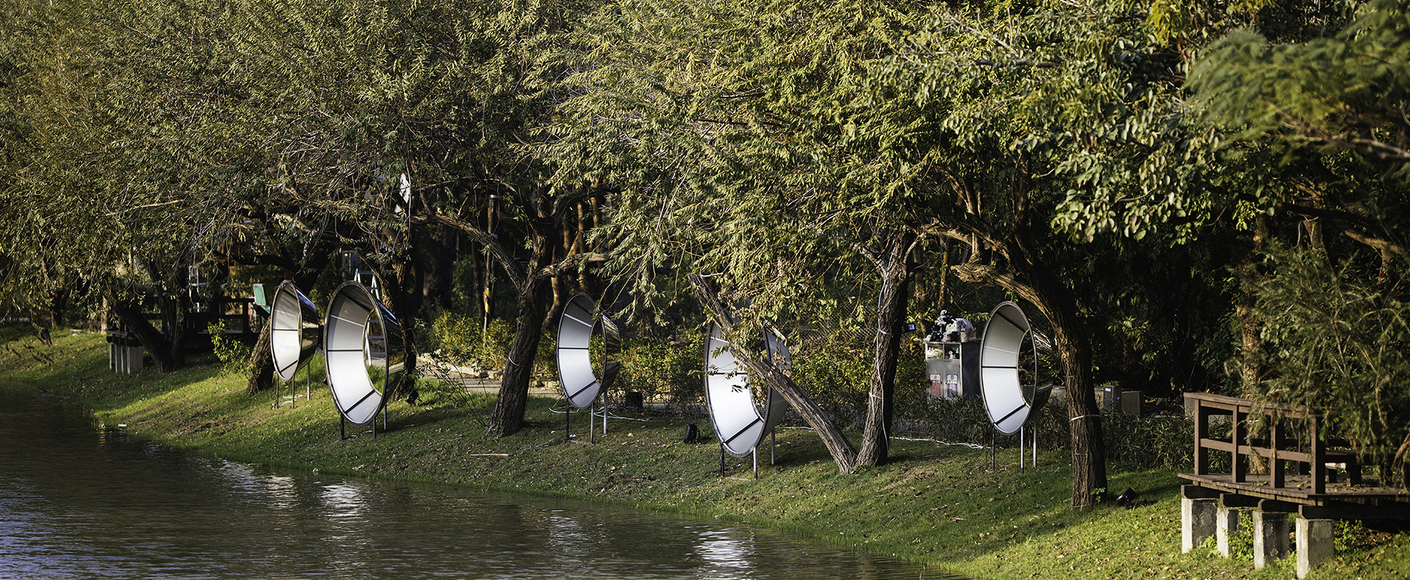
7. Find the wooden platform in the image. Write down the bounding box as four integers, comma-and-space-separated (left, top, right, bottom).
1181, 392, 1410, 520
1180, 473, 1410, 520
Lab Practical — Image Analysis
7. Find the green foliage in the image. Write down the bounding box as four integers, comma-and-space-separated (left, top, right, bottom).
1253, 245, 1410, 488
908, 396, 996, 447
1099, 412, 1197, 470
790, 334, 874, 427
615, 329, 706, 404
207, 321, 253, 378
1190, 0, 1410, 181
421, 311, 488, 368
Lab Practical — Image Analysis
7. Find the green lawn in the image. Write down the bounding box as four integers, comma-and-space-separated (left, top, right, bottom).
3, 325, 1407, 579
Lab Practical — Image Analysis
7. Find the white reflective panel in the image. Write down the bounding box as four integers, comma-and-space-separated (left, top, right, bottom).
558, 348, 598, 408
997, 404, 1033, 435
558, 299, 594, 350
554, 294, 614, 409
327, 350, 379, 426
271, 328, 301, 380
707, 373, 760, 441
323, 282, 396, 427
272, 292, 300, 331
979, 301, 1037, 435
981, 316, 1026, 369
703, 323, 787, 458
270, 282, 321, 382
705, 336, 742, 375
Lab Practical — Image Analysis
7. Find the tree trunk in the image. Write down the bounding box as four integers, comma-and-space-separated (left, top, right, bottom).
952, 254, 1107, 509
487, 276, 550, 436
48, 286, 69, 329
110, 298, 178, 373
689, 274, 858, 473
246, 316, 273, 396
1051, 318, 1105, 509
386, 263, 421, 388
1235, 220, 1267, 394
857, 233, 914, 467
488, 198, 556, 437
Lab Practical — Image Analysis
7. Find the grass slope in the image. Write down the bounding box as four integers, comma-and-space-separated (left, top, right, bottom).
3, 327, 1407, 579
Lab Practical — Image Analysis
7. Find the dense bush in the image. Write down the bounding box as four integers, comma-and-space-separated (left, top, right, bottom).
790, 333, 873, 428
613, 329, 705, 405
416, 313, 556, 389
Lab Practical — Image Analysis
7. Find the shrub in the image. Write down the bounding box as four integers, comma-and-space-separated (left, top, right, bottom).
615, 329, 705, 405
208, 321, 251, 378
790, 333, 872, 428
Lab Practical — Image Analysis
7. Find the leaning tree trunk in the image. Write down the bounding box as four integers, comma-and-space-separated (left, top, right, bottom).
246, 316, 274, 396
690, 274, 858, 473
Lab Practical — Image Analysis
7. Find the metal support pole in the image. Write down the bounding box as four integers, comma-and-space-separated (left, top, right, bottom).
340, 416, 346, 440
1020, 426, 1025, 471
771, 431, 776, 465
305, 361, 311, 402
719, 444, 725, 478
753, 448, 758, 479
589, 401, 595, 444
1032, 426, 1038, 467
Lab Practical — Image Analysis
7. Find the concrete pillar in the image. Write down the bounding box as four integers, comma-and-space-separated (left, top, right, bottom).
1296, 518, 1335, 578
1182, 497, 1217, 552
1253, 511, 1290, 569
1216, 507, 1242, 557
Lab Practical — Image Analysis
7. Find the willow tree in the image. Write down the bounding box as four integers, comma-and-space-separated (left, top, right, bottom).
543, 0, 968, 471
0, 0, 266, 371
192, 0, 612, 431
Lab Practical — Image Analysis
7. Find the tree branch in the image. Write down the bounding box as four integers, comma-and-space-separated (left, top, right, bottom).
422, 212, 528, 291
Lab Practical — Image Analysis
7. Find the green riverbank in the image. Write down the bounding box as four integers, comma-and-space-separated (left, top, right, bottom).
5, 328, 1408, 579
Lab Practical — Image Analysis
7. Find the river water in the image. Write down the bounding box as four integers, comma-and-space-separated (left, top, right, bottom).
0, 383, 949, 579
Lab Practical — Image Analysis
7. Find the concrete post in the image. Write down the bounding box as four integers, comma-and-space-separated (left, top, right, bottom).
1216, 507, 1242, 557
1253, 511, 1290, 569
1296, 518, 1335, 578
1182, 498, 1217, 552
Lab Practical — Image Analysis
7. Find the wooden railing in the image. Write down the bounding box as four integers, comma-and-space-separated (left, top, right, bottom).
1188, 392, 1362, 496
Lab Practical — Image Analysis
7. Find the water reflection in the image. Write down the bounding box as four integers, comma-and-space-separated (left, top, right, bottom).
697, 529, 755, 578
0, 382, 952, 579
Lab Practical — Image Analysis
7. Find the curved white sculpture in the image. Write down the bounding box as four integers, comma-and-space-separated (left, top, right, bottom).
270, 281, 321, 382
979, 301, 1047, 435
555, 294, 620, 409
703, 323, 789, 457
323, 281, 404, 427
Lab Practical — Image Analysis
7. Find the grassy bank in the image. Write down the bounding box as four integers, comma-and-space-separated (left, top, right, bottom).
4, 327, 1408, 579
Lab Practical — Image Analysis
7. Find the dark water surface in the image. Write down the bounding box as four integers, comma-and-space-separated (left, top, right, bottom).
0, 383, 952, 579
